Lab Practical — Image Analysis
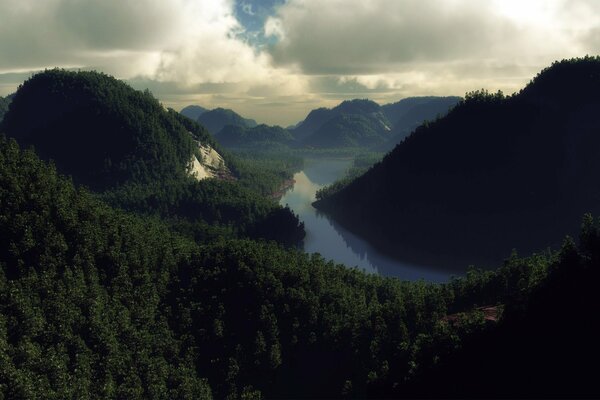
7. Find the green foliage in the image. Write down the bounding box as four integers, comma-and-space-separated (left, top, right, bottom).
227, 151, 303, 197
1, 69, 305, 247
1, 69, 195, 190
0, 135, 598, 398
215, 124, 296, 150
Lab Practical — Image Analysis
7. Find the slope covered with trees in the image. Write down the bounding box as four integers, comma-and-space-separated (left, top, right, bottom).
1, 70, 304, 247
214, 124, 296, 150
1, 70, 196, 190
292, 99, 391, 148
1, 135, 598, 398
315, 57, 600, 268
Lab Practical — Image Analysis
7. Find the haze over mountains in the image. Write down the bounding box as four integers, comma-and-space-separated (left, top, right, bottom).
315, 57, 600, 268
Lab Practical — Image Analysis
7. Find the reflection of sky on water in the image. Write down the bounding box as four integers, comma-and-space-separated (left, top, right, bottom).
280, 159, 454, 282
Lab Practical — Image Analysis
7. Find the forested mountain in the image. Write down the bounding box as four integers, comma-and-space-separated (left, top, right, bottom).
1, 70, 199, 190
215, 124, 296, 149
0, 70, 304, 246
315, 57, 600, 268
197, 107, 257, 134
292, 99, 391, 147
180, 104, 208, 120
1, 135, 598, 398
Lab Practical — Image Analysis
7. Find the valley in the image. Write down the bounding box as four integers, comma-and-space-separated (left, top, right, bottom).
280, 158, 452, 281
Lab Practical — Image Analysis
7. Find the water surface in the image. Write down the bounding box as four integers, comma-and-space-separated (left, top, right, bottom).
280, 158, 454, 282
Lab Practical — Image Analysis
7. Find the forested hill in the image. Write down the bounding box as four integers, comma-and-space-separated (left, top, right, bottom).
215, 124, 296, 149
1, 70, 205, 190
292, 99, 391, 147
315, 57, 600, 268
197, 107, 257, 134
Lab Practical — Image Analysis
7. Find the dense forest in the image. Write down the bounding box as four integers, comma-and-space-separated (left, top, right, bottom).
1, 135, 598, 399
1, 63, 599, 399
315, 57, 600, 268
215, 124, 296, 150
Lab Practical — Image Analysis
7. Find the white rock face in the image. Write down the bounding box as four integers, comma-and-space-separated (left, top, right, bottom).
187, 141, 228, 181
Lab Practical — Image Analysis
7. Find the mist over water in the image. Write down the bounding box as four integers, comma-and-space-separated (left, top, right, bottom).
280, 158, 454, 282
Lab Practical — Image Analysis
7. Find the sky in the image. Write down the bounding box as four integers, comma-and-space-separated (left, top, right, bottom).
0, 0, 599, 125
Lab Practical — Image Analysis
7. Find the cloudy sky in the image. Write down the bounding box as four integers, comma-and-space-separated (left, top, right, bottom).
0, 0, 599, 125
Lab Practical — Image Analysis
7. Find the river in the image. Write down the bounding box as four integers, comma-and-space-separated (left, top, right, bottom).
280, 158, 455, 282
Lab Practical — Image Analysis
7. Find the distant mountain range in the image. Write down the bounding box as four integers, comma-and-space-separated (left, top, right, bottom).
180, 105, 258, 135
314, 57, 600, 268
181, 96, 459, 150
180, 104, 208, 120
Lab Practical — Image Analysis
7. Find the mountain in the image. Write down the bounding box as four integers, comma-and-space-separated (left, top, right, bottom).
197, 107, 257, 134
180, 104, 208, 120
292, 99, 392, 148
215, 124, 296, 149
314, 57, 600, 268
1, 70, 215, 190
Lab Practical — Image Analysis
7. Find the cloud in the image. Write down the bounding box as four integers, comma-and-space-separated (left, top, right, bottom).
0, 0, 598, 125
265, 0, 584, 75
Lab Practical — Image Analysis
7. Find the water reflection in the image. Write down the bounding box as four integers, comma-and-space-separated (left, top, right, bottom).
280, 159, 455, 282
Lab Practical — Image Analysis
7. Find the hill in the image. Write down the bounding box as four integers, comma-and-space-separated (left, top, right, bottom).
215, 124, 296, 149
1, 70, 204, 190
314, 57, 600, 268
197, 107, 257, 134
180, 104, 208, 120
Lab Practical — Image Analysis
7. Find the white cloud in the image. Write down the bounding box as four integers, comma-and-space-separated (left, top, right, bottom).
266, 0, 588, 75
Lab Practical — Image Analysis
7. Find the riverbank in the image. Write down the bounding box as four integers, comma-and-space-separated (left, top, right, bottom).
270, 178, 296, 201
